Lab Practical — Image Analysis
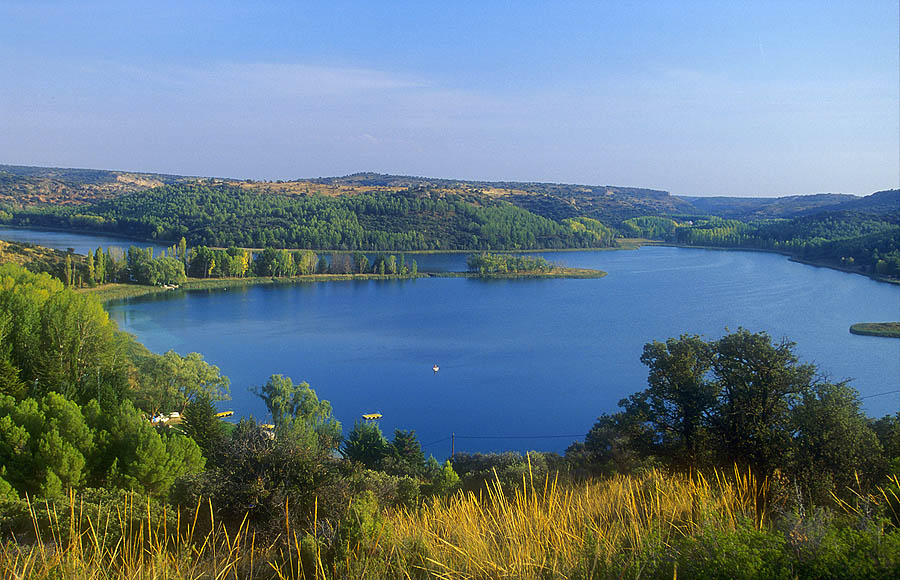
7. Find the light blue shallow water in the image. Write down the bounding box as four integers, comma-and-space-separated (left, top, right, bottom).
4, 227, 897, 456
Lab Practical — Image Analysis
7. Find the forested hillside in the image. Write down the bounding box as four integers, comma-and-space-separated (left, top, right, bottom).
4, 184, 616, 251
0, 164, 896, 279
671, 210, 900, 278
681, 193, 859, 220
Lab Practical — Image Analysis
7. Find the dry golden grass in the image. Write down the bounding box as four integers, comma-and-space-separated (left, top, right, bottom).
386, 465, 764, 579
9, 467, 887, 579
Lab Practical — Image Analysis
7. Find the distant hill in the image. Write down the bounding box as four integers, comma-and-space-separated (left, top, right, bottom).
312, 173, 694, 224
815, 189, 899, 218
0, 165, 895, 264
678, 193, 861, 220
0, 165, 695, 226
0, 164, 195, 206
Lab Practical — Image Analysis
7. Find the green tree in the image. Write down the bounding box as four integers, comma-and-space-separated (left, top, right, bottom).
295, 250, 318, 275
352, 252, 370, 274
86, 399, 204, 497
134, 350, 230, 415
711, 329, 816, 483
177, 236, 187, 263
93, 247, 105, 284
390, 429, 426, 476
427, 460, 460, 496
577, 392, 655, 476
0, 393, 94, 498
0, 314, 25, 399
791, 381, 884, 503
173, 417, 338, 532
341, 420, 391, 469
255, 375, 341, 452
64, 253, 74, 287
181, 393, 227, 461
639, 334, 717, 468
35, 290, 117, 403
86, 251, 95, 285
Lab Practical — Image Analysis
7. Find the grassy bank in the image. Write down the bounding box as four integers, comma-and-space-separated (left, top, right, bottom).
4, 469, 899, 579
80, 267, 608, 303
429, 267, 607, 279
850, 322, 900, 338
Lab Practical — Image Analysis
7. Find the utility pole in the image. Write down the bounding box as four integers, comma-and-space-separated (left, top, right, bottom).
451, 433, 455, 458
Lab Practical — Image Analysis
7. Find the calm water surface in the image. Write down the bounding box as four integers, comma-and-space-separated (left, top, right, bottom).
101, 246, 900, 455
0, 226, 170, 256
4, 227, 897, 454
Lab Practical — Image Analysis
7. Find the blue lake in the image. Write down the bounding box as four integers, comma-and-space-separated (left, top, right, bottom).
4, 227, 898, 456
0, 226, 171, 256
105, 247, 900, 457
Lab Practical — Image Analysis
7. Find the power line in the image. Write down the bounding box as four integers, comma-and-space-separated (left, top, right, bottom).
420, 433, 583, 448
455, 434, 583, 440
421, 436, 452, 448
860, 389, 900, 400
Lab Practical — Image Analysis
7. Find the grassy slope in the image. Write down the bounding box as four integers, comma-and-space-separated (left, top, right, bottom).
0, 239, 79, 279
4, 469, 898, 579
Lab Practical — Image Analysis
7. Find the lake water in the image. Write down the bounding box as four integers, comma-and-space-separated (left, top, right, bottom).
4, 227, 899, 456
0, 226, 171, 256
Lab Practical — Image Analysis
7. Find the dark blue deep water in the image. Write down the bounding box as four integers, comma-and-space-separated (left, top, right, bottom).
3, 227, 897, 456
102, 247, 900, 456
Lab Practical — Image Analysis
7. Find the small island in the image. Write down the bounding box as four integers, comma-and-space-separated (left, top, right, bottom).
72, 249, 606, 303
849, 322, 900, 338
463, 252, 605, 278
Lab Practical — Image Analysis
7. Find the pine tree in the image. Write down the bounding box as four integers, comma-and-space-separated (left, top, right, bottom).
182, 394, 227, 460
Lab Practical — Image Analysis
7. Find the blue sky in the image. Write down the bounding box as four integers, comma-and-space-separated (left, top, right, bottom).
1, 1, 897, 196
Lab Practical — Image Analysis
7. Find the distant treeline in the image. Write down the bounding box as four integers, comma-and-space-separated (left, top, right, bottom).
2, 180, 897, 279
622, 212, 900, 279
66, 242, 421, 287
2, 184, 618, 251
466, 252, 554, 274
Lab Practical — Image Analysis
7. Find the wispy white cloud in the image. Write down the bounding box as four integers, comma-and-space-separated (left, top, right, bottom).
0, 54, 896, 195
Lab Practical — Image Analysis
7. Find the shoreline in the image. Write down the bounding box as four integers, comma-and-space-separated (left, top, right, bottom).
650, 242, 899, 286
0, 224, 638, 254
5, 223, 897, 285
849, 323, 900, 339
81, 267, 608, 303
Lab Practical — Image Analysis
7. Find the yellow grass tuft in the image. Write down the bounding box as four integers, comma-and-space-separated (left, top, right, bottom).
4, 466, 880, 579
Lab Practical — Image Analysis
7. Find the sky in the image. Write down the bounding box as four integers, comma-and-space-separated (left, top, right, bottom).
1, 1, 897, 197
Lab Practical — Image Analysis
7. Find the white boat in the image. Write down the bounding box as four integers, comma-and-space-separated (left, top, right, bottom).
433, 364, 440, 372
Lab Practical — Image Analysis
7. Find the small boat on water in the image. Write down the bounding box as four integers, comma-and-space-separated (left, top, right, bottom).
432, 364, 440, 373
362, 413, 383, 420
